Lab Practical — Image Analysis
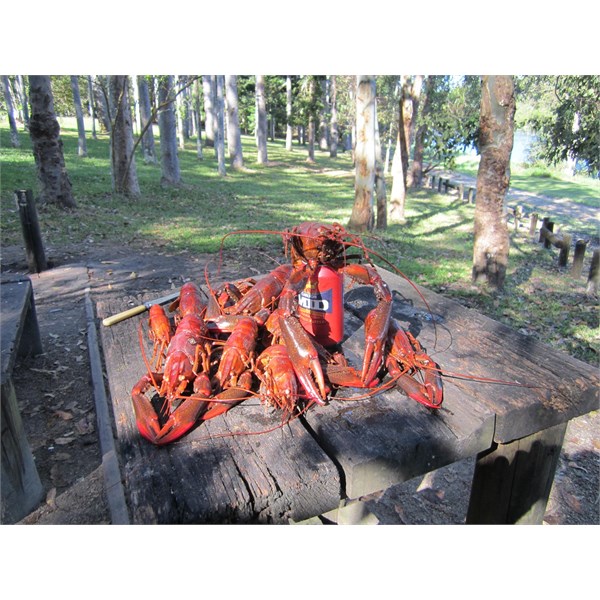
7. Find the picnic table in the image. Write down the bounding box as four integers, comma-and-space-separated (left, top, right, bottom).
1, 276, 44, 523
96, 268, 599, 524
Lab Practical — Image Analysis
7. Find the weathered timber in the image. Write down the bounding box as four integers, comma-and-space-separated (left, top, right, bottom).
571, 239, 588, 278
529, 213, 539, 237
1, 277, 44, 523
14, 190, 47, 273
539, 222, 572, 266
95, 269, 599, 524
97, 293, 341, 524
343, 269, 599, 444
466, 422, 567, 524
587, 249, 599, 295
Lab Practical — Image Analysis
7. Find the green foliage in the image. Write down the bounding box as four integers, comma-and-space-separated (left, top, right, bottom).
518, 75, 600, 174
418, 76, 481, 168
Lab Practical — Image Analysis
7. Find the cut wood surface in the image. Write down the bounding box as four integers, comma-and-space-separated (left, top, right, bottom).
95, 268, 599, 523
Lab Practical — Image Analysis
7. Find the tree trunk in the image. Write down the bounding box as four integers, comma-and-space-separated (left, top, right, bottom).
157, 75, 181, 186
411, 75, 434, 187
330, 75, 339, 158
194, 78, 203, 159
472, 75, 516, 291
374, 105, 387, 230
202, 75, 216, 148
348, 76, 376, 232
28, 75, 76, 208
225, 75, 244, 169
176, 77, 185, 150
255, 75, 268, 164
215, 75, 226, 176
389, 89, 410, 222
87, 76, 97, 139
70, 76, 87, 157
285, 75, 293, 151
306, 76, 317, 163
16, 75, 29, 131
109, 76, 140, 197
2, 76, 21, 147
319, 77, 329, 150
137, 76, 157, 164
404, 75, 423, 188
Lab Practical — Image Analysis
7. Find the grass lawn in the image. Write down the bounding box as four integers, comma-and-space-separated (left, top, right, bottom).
1, 120, 598, 365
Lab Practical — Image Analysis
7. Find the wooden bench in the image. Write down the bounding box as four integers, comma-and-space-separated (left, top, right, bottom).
1, 275, 44, 523
95, 268, 599, 524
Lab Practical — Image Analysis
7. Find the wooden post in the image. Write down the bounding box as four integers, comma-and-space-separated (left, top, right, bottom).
542, 220, 554, 248
587, 249, 599, 295
571, 239, 588, 278
529, 213, 538, 237
513, 205, 523, 232
430, 175, 436, 189
437, 177, 443, 193
14, 190, 47, 273
458, 183, 464, 201
558, 233, 571, 267
467, 187, 475, 203
466, 423, 567, 524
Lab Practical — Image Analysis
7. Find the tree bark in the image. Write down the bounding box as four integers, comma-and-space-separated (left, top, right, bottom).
137, 76, 157, 164
157, 75, 181, 186
70, 76, 88, 157
410, 75, 434, 187
28, 75, 76, 208
225, 75, 244, 169
109, 76, 140, 197
348, 76, 376, 232
319, 77, 329, 150
16, 75, 30, 131
472, 75, 516, 291
194, 78, 203, 159
255, 75, 268, 164
202, 75, 216, 148
389, 85, 409, 222
2, 76, 21, 147
215, 75, 226, 176
285, 76, 293, 151
330, 75, 339, 158
374, 105, 387, 230
87, 76, 97, 139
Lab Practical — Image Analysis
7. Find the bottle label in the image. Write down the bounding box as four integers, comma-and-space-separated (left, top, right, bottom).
298, 287, 333, 313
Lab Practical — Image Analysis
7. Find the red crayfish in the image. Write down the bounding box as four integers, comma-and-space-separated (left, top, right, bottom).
131, 222, 444, 445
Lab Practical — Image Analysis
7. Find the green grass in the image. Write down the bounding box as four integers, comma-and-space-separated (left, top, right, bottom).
1, 121, 598, 365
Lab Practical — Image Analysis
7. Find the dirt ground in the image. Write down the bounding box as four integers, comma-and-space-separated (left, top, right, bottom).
2, 238, 598, 525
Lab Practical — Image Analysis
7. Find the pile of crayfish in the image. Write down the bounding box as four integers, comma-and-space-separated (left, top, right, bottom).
131, 222, 443, 445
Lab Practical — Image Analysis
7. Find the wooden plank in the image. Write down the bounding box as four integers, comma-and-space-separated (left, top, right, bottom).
97, 294, 342, 524
365, 268, 599, 443
304, 321, 495, 499
466, 421, 567, 524
1, 277, 43, 382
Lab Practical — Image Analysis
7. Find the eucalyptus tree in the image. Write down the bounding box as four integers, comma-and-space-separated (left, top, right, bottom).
215, 75, 226, 176
329, 75, 339, 158
285, 75, 293, 151
109, 75, 140, 197
519, 75, 600, 175
472, 75, 516, 291
348, 76, 376, 232
136, 75, 157, 164
16, 75, 29, 130
157, 75, 181, 185
255, 75, 268, 164
70, 76, 87, 157
193, 78, 203, 159
225, 75, 244, 169
87, 76, 97, 139
202, 75, 216, 147
2, 76, 20, 147
28, 75, 76, 208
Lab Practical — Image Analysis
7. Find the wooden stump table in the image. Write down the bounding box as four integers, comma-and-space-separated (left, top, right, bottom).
95, 268, 599, 524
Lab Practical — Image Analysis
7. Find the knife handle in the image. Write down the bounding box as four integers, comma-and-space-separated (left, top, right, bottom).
102, 304, 147, 327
